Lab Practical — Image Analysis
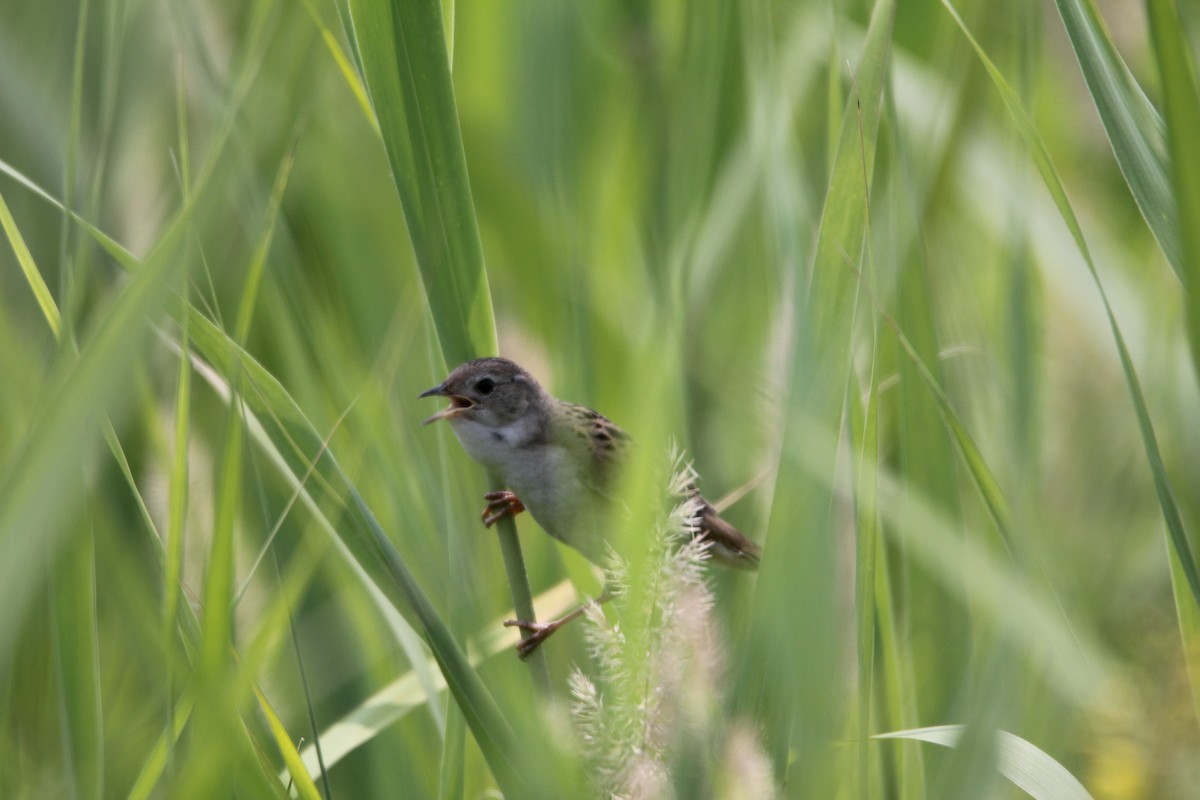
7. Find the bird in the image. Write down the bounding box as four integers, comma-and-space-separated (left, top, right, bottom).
420, 357, 760, 656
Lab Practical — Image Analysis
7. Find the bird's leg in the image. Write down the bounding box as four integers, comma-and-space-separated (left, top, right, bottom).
481, 490, 525, 527
504, 589, 612, 659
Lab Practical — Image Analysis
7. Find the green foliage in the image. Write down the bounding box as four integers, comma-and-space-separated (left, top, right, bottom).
0, 0, 1198, 797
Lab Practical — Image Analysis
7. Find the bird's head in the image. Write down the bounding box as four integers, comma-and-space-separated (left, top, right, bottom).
419, 357, 547, 430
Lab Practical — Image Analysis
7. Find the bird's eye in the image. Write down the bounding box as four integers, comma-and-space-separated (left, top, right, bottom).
476, 378, 496, 395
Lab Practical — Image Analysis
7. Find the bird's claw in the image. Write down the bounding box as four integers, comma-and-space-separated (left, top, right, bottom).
503, 618, 557, 659
481, 490, 525, 527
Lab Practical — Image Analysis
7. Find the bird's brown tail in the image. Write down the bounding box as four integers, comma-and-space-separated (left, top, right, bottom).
692, 494, 761, 570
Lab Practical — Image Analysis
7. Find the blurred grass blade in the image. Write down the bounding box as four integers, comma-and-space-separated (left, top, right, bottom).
0, 191, 196, 661
848, 372, 880, 799
0, 190, 62, 338
233, 145, 295, 344
255, 687, 322, 800
2, 158, 102, 797
127, 696, 194, 800
1053, 0, 1178, 276
1147, 0, 1200, 722
940, 0, 1200, 619
165, 288, 191, 767
860, 277, 1013, 540
198, 379, 245, 679
799, 415, 1115, 704
196, 139, 298, 681
742, 0, 894, 787
298, 0, 378, 130
872, 521, 926, 799
1168, 544, 1200, 725
875, 725, 1095, 800
51, 525, 103, 800
1146, 0, 1200, 372
438, 703, 466, 800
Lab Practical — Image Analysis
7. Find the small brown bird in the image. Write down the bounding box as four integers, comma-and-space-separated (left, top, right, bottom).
421, 357, 760, 656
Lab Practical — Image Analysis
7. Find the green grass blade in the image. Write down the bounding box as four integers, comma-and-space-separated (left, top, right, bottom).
126, 696, 194, 800
255, 687, 322, 800
164, 290, 190, 774
1053, 0, 1179, 276
875, 725, 1095, 800
438, 702, 466, 800
346, 0, 494, 366
233, 147, 296, 345
298, 0, 378, 130
860, 281, 1014, 541
848, 372, 880, 799
51, 525, 103, 800
1146, 0, 1200, 373
1168, 543, 1200, 725
0, 190, 61, 338
198, 382, 245, 680
196, 138, 299, 681
872, 526, 926, 799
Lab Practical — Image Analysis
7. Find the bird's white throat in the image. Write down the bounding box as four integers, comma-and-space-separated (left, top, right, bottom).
446, 412, 586, 544
447, 413, 540, 472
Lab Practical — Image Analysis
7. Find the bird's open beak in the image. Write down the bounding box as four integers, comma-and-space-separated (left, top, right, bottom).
418, 383, 447, 399
419, 384, 474, 425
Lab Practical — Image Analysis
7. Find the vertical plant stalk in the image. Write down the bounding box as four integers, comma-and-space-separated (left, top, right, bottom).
489, 470, 550, 690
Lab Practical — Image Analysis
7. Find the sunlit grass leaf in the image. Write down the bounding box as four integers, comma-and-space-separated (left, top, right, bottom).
255, 687, 322, 800
299, 0, 377, 130
875, 725, 1095, 800
0, 190, 60, 338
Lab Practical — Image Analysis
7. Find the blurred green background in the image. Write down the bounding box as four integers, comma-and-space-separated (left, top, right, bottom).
1, 0, 1198, 797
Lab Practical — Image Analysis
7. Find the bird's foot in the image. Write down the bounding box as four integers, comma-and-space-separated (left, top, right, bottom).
503, 618, 562, 659
481, 490, 525, 527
